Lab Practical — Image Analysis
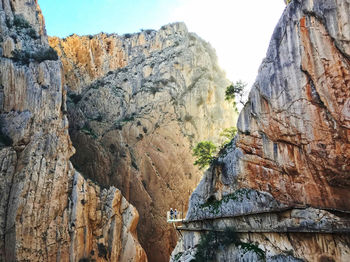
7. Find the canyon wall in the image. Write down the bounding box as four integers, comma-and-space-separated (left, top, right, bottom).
171, 0, 350, 261
0, 0, 146, 261
49, 24, 237, 261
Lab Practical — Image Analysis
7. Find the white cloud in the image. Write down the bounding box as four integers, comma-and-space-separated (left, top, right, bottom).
169, 0, 286, 90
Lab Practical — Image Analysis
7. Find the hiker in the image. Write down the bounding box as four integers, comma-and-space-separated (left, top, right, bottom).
170, 208, 174, 220
174, 209, 178, 219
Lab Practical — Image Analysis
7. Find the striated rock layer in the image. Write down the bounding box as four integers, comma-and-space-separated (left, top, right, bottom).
172, 0, 350, 261
0, 1, 146, 261
49, 23, 237, 261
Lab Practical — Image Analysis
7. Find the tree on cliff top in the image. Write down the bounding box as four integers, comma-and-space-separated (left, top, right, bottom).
225, 80, 247, 110
193, 141, 217, 169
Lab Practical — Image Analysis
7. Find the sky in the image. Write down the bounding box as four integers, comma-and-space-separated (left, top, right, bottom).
38, 0, 286, 91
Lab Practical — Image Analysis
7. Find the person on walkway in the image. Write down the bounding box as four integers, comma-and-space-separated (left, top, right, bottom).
174, 209, 178, 219
170, 208, 174, 220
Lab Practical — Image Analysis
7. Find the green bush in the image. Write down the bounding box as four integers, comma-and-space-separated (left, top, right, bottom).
219, 126, 237, 149
12, 49, 30, 64
12, 47, 58, 65
192, 141, 217, 169
220, 127, 237, 141
13, 15, 32, 29
239, 242, 265, 260
200, 188, 252, 214
9, 15, 38, 39
225, 80, 247, 108
32, 47, 58, 62
194, 228, 265, 262
194, 228, 239, 262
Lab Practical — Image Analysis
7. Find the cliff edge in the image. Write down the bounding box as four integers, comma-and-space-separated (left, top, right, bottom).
0, 1, 146, 261
172, 0, 350, 261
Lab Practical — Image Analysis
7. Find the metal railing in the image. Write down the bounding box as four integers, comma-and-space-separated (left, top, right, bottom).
167, 211, 184, 222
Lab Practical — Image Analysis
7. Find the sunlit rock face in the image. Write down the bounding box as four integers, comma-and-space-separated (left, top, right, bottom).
0, 1, 146, 261
50, 23, 237, 261
171, 0, 350, 261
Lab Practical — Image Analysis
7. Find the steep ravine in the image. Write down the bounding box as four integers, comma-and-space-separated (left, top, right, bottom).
171, 0, 350, 261
49, 23, 237, 261
0, 1, 146, 261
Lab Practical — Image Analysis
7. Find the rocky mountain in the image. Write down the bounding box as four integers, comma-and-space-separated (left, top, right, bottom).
49, 23, 237, 261
0, 0, 146, 261
171, 0, 350, 261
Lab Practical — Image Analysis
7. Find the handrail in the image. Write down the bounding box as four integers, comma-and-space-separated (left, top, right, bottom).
184, 205, 350, 223
176, 226, 350, 233
167, 211, 184, 222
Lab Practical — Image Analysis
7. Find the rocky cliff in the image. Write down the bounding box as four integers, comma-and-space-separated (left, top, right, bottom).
49, 24, 237, 261
0, 1, 146, 261
171, 0, 350, 261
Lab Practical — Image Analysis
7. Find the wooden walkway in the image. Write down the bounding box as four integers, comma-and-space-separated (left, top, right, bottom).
176, 225, 350, 234
167, 207, 350, 234
166, 211, 184, 223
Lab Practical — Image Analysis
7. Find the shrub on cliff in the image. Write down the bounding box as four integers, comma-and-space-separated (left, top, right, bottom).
193, 228, 265, 261
193, 141, 217, 169
219, 126, 237, 147
7, 14, 38, 39
12, 47, 58, 65
32, 47, 59, 62
225, 80, 247, 109
13, 14, 31, 29
194, 228, 239, 261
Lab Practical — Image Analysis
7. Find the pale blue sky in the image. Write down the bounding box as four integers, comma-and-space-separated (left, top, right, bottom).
38, 0, 286, 89
38, 0, 182, 37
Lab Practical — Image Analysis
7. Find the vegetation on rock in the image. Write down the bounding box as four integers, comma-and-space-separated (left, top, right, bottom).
219, 126, 237, 148
193, 227, 265, 262
200, 188, 252, 214
225, 80, 247, 109
239, 242, 265, 260
194, 228, 239, 262
192, 141, 217, 169
7, 14, 38, 39
193, 125, 237, 168
12, 47, 58, 65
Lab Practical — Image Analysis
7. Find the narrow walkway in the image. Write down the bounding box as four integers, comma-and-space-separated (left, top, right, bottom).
166, 211, 184, 223
176, 226, 350, 233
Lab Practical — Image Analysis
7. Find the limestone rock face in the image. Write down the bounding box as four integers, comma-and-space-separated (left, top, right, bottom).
172, 0, 350, 261
0, 1, 146, 261
50, 23, 237, 261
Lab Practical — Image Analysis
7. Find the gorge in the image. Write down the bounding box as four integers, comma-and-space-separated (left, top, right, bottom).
48, 22, 236, 261
0, 0, 350, 261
